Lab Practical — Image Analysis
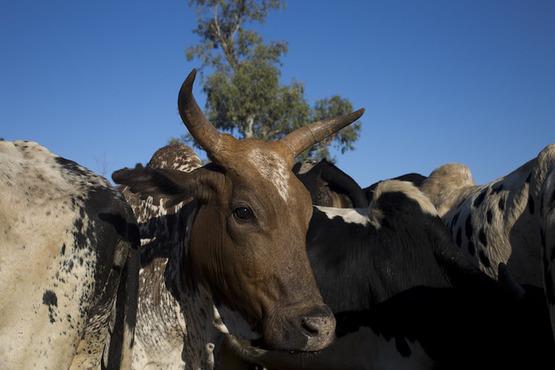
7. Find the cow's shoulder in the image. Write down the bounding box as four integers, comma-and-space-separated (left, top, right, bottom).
0, 140, 136, 368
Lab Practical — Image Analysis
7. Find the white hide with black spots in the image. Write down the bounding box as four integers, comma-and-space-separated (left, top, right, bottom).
120, 143, 219, 370
422, 144, 555, 286
0, 141, 138, 369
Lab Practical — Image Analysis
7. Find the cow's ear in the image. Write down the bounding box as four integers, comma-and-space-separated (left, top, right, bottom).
112, 164, 223, 205
113, 164, 186, 196
319, 160, 368, 208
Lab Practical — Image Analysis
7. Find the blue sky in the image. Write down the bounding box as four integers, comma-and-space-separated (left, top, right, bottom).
1, 0, 554, 186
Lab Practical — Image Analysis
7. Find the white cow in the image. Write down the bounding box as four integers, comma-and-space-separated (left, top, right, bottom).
421, 144, 555, 287
0, 140, 139, 369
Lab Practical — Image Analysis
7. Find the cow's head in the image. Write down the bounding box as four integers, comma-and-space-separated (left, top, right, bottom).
293, 159, 368, 208
113, 69, 364, 352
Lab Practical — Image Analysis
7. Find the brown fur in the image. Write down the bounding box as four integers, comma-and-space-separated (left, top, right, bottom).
113, 69, 362, 353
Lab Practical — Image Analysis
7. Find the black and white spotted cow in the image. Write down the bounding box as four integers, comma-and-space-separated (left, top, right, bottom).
118, 143, 221, 369
421, 144, 555, 288
0, 141, 140, 369
222, 180, 554, 369
121, 143, 258, 369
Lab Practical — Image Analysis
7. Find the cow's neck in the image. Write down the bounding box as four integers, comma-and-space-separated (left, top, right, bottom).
307, 207, 454, 313
306, 204, 497, 312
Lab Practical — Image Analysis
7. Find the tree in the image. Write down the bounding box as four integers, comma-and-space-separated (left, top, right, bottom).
181, 0, 361, 160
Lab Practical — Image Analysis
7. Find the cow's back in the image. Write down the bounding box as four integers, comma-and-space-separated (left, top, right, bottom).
422, 144, 555, 287
0, 141, 138, 369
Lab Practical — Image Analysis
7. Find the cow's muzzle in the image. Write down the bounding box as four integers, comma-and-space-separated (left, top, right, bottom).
263, 303, 336, 352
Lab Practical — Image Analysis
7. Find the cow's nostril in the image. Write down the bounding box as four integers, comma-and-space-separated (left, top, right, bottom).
301, 317, 321, 337
298, 305, 335, 338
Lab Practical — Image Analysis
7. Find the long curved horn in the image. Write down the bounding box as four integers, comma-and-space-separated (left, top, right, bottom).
280, 108, 365, 158
178, 69, 225, 158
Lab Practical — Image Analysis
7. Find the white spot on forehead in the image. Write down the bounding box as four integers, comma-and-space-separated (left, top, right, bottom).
315, 206, 369, 225
248, 148, 290, 202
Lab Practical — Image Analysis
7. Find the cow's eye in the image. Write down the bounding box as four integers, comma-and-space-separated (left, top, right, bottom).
233, 206, 254, 221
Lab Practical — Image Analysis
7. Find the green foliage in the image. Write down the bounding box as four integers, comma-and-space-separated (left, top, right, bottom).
181, 0, 361, 161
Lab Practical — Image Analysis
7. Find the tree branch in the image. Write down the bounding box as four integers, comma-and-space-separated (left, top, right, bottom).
245, 115, 255, 138
213, 4, 239, 70
231, 12, 242, 42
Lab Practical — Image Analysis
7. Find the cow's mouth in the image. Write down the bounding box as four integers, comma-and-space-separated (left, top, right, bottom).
212, 305, 326, 369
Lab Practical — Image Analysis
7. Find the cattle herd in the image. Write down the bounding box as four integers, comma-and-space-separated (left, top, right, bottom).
1, 69, 554, 369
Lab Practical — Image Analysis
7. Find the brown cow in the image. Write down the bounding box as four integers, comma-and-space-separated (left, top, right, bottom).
113, 69, 364, 352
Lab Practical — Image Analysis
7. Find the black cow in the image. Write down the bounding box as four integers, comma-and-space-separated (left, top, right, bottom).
293, 158, 426, 208
222, 180, 554, 369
